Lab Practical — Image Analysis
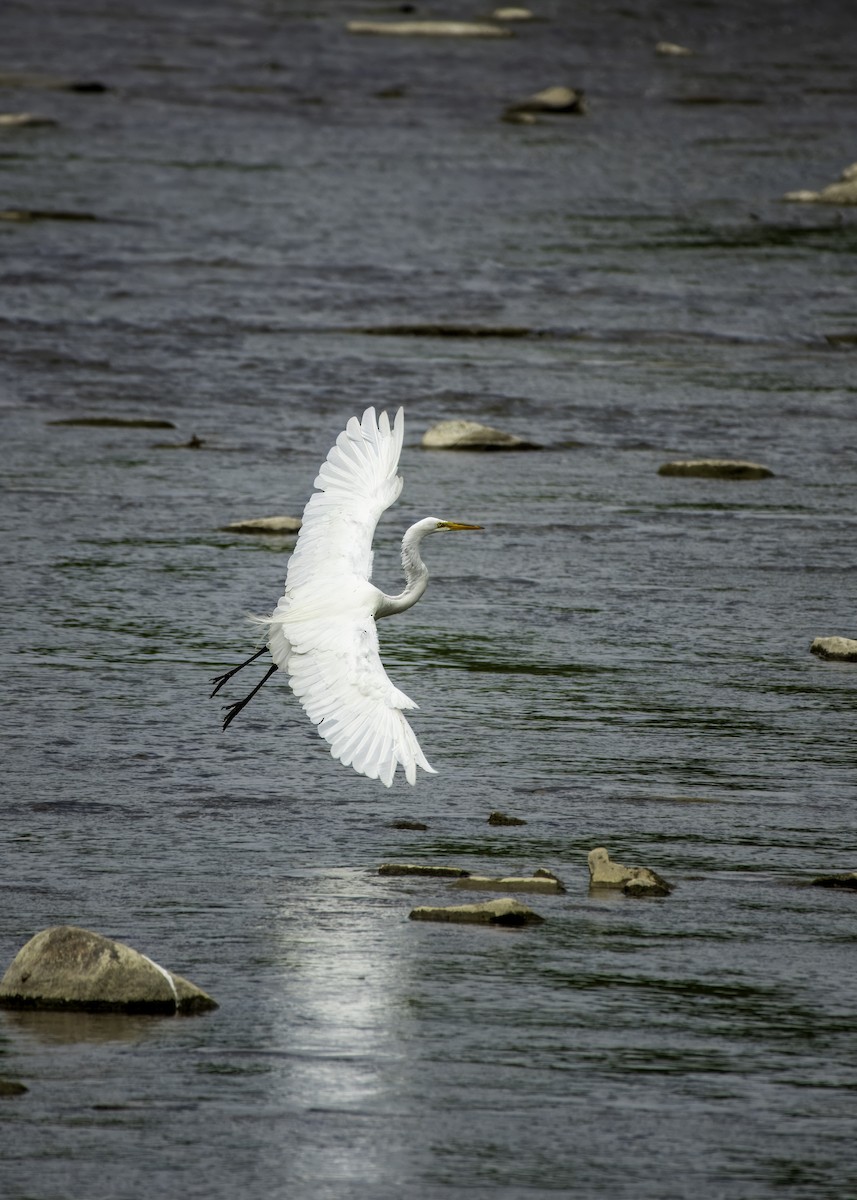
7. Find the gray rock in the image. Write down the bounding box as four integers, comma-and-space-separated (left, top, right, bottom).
379, 862, 470, 878
810, 636, 857, 662
347, 20, 511, 38
0, 926, 217, 1014
488, 810, 527, 826
409, 897, 544, 925
658, 458, 773, 480
422, 419, 540, 451
449, 873, 566, 894
587, 847, 673, 896
505, 86, 587, 116
810, 872, 857, 890
221, 515, 302, 535
784, 163, 857, 205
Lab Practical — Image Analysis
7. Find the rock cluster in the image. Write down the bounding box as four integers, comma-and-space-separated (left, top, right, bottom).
587, 848, 673, 897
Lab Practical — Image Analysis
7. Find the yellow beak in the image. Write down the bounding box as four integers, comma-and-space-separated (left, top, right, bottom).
441, 521, 483, 531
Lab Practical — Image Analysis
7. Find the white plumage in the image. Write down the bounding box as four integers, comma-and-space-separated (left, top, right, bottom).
213, 407, 482, 786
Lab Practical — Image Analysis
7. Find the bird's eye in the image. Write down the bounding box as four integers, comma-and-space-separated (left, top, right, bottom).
436, 521, 445, 529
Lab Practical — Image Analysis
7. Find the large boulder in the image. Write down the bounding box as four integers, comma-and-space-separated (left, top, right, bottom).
810, 636, 857, 661
422, 419, 540, 451
0, 927, 217, 1014
587, 848, 673, 896
409, 897, 544, 925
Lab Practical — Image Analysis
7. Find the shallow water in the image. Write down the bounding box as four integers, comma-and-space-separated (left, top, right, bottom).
2, 0, 857, 1196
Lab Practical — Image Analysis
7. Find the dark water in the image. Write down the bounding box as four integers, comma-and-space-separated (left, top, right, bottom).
2, 1, 857, 1196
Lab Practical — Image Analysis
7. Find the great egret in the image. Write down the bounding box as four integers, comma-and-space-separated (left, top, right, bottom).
211, 407, 482, 786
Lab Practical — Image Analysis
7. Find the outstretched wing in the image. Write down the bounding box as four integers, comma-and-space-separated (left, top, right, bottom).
266, 407, 435, 787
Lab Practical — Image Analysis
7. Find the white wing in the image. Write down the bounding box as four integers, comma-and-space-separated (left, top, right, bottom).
266, 407, 435, 786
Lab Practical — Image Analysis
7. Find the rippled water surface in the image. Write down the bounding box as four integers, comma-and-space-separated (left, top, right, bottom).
2, 1, 856, 1196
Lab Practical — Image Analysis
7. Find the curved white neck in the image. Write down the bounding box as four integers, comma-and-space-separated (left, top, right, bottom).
376, 521, 431, 618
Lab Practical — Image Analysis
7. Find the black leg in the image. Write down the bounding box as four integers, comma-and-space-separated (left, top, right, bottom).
221, 664, 278, 730
210, 646, 268, 698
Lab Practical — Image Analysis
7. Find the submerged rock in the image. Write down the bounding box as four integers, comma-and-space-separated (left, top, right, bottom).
347, 20, 510, 38
48, 416, 176, 429
784, 163, 857, 205
221, 515, 302, 535
409, 897, 544, 925
810, 636, 857, 661
587, 847, 673, 896
810, 872, 857, 890
0, 208, 98, 222
423, 419, 540, 451
0, 1078, 28, 1097
388, 819, 429, 831
658, 458, 773, 480
505, 86, 587, 116
0, 926, 217, 1015
379, 863, 469, 878
487, 810, 527, 826
449, 872, 566, 894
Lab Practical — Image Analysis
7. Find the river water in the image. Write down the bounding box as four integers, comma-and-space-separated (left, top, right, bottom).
1, 1, 856, 1196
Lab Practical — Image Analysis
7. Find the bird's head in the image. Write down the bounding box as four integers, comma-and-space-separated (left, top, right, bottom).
424, 518, 483, 534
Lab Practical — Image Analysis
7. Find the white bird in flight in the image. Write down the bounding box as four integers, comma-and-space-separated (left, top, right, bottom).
211, 407, 482, 786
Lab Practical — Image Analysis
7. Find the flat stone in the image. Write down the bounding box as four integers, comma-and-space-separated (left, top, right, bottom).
656, 41, 693, 55
505, 86, 587, 115
221, 515, 302, 535
422, 419, 540, 451
658, 459, 773, 479
588, 847, 673, 895
409, 897, 544, 925
487, 810, 527, 826
810, 636, 857, 662
0, 112, 58, 126
0, 926, 217, 1014
379, 863, 470, 878
449, 874, 566, 894
347, 20, 510, 37
810, 872, 857, 890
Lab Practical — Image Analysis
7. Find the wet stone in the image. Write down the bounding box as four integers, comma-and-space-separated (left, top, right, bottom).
658, 459, 773, 479
810, 636, 857, 661
487, 810, 527, 826
409, 897, 545, 925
